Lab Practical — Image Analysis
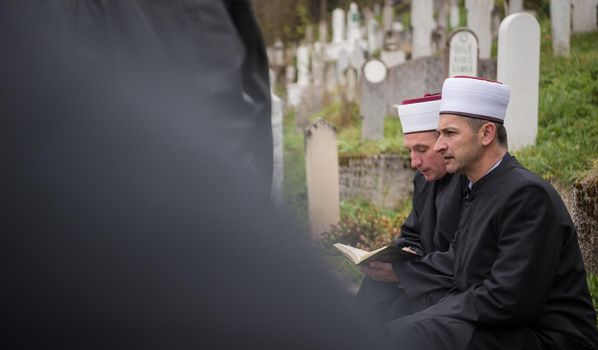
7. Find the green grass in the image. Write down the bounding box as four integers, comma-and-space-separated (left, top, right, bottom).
513, 29, 598, 188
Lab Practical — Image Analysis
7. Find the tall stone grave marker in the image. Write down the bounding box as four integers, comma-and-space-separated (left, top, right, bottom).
333, 8, 346, 43
361, 59, 388, 141
383, 0, 394, 33
411, 0, 435, 58
450, 0, 460, 28
465, 0, 493, 59
319, 21, 329, 43
508, 0, 524, 14
498, 13, 540, 151
550, 0, 571, 56
304, 120, 340, 237
297, 45, 310, 86
368, 19, 382, 54
571, 0, 598, 33
347, 3, 362, 43
337, 48, 350, 85
346, 68, 358, 102
311, 43, 325, 85
270, 93, 284, 206
448, 29, 479, 77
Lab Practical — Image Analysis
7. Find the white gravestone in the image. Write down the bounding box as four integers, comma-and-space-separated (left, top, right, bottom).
448, 29, 479, 77
337, 48, 350, 85
285, 66, 296, 84
350, 48, 366, 72
508, 0, 524, 14
465, 0, 493, 59
383, 0, 394, 33
304, 120, 341, 237
380, 49, 406, 68
411, 0, 435, 59
297, 45, 310, 86
368, 19, 382, 54
361, 59, 388, 141
550, 0, 571, 56
311, 43, 325, 85
571, 0, 598, 33
498, 13, 541, 151
333, 8, 346, 43
286, 83, 302, 108
450, 0, 460, 28
347, 3, 362, 43
319, 20, 329, 43
270, 93, 284, 206
273, 40, 285, 67
346, 68, 358, 102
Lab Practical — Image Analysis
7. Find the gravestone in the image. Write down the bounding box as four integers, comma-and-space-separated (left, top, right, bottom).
347, 3, 362, 43
346, 68, 358, 102
450, 0, 460, 28
270, 93, 284, 206
380, 49, 406, 68
448, 29, 479, 77
273, 40, 285, 67
508, 0, 524, 14
286, 83, 301, 108
304, 120, 340, 237
368, 19, 382, 54
285, 66, 296, 84
269, 69, 277, 88
465, 0, 493, 59
350, 48, 366, 72
411, 0, 435, 59
361, 59, 388, 141
325, 62, 338, 93
333, 8, 346, 43
297, 45, 311, 86
337, 48, 350, 85
311, 43, 325, 85
383, 0, 394, 33
550, 0, 571, 56
571, 0, 598, 33
498, 13, 540, 151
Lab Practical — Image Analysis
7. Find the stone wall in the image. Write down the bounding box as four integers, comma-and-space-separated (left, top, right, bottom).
339, 154, 415, 209
572, 171, 598, 275
362, 54, 497, 117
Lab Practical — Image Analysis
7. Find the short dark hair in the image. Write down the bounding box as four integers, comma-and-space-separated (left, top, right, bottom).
465, 117, 508, 148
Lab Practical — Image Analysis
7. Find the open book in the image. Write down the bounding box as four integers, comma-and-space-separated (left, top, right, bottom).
333, 243, 419, 265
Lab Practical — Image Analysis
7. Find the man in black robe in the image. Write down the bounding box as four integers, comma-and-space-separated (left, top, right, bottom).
357, 94, 464, 323
0, 2, 388, 349
387, 76, 598, 349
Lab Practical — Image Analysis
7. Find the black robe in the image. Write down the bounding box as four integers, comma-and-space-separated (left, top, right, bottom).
387, 154, 598, 350
357, 172, 465, 322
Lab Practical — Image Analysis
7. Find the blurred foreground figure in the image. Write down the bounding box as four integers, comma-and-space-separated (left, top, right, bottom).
0, 2, 385, 349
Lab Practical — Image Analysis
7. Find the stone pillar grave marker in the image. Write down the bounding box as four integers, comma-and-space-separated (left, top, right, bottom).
304, 120, 340, 237
498, 13, 540, 151
333, 8, 346, 43
383, 0, 394, 33
550, 0, 571, 56
411, 0, 435, 59
270, 93, 284, 206
297, 45, 311, 86
571, 0, 598, 33
465, 0, 493, 59
448, 29, 479, 77
347, 3, 362, 44
346, 67, 358, 102
361, 59, 388, 141
450, 0, 460, 28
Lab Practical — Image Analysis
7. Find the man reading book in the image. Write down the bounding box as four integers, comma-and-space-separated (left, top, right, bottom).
356, 93, 465, 323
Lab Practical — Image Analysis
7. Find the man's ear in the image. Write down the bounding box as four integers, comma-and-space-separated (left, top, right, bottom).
479, 122, 496, 146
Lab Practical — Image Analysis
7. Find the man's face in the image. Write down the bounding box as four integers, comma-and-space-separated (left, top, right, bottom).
403, 131, 447, 182
434, 114, 483, 175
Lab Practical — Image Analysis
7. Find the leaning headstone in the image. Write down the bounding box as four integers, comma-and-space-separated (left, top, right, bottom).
571, 0, 598, 33
498, 13, 540, 151
346, 68, 358, 102
465, 0, 493, 59
411, 0, 435, 58
508, 0, 524, 14
383, 0, 394, 33
347, 3, 362, 43
304, 120, 340, 237
550, 0, 571, 56
448, 29, 479, 77
270, 93, 284, 207
450, 0, 460, 28
361, 59, 388, 141
297, 45, 311, 86
333, 8, 346, 43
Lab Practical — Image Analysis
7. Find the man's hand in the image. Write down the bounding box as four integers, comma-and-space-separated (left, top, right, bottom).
359, 261, 400, 283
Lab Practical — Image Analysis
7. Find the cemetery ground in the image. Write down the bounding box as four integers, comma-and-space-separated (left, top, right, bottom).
282, 28, 598, 314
